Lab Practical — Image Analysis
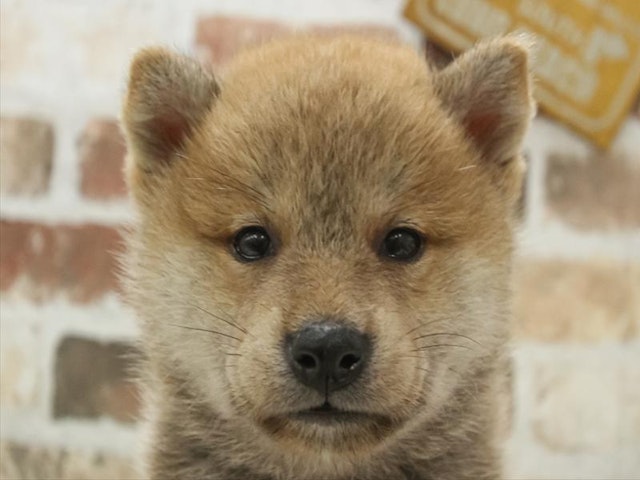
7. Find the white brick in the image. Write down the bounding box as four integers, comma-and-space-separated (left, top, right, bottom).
531, 348, 640, 452
0, 317, 42, 410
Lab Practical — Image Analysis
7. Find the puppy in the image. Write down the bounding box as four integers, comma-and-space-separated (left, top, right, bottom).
121, 34, 534, 479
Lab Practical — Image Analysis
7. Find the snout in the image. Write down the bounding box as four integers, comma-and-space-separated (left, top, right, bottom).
286, 321, 370, 394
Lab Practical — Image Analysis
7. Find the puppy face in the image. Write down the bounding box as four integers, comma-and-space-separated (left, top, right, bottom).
123, 36, 533, 465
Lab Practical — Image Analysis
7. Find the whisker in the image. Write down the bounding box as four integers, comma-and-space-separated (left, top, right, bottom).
412, 332, 482, 346
212, 185, 272, 212
411, 343, 474, 352
188, 303, 249, 336
174, 153, 272, 212
398, 355, 465, 376
399, 318, 446, 341
415, 365, 463, 377
167, 323, 242, 342
208, 166, 272, 213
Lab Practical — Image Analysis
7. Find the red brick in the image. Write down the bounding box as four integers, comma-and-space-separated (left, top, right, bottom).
195, 16, 398, 68
0, 221, 122, 303
514, 260, 639, 342
0, 117, 53, 196
79, 119, 128, 199
196, 16, 288, 67
308, 24, 398, 40
54, 337, 140, 423
545, 152, 640, 230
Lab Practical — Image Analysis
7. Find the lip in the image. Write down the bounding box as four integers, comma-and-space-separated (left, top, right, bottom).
290, 402, 379, 425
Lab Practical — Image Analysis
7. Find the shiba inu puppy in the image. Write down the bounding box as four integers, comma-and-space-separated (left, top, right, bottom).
122, 34, 534, 479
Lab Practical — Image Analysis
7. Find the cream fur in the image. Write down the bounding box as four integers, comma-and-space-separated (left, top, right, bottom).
121, 34, 534, 480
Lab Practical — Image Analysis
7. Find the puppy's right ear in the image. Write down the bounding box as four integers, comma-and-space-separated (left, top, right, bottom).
122, 48, 219, 172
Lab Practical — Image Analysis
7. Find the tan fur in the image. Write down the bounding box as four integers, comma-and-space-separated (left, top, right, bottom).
121, 34, 534, 480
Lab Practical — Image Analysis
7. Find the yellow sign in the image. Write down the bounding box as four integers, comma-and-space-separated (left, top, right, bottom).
404, 0, 640, 148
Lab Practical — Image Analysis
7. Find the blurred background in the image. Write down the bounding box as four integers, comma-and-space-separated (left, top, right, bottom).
0, 0, 638, 479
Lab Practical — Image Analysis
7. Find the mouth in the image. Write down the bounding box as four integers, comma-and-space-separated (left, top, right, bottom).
259, 401, 400, 449
290, 401, 383, 426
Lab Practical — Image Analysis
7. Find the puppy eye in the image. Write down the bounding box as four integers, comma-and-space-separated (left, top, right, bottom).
233, 226, 272, 262
380, 228, 424, 262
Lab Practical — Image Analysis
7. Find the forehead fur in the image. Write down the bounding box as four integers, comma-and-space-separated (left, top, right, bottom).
167, 36, 506, 246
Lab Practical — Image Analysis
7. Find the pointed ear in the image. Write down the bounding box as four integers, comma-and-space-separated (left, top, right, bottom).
433, 35, 535, 185
121, 48, 219, 172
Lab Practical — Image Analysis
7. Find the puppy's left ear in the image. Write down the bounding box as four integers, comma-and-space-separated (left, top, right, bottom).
433, 35, 535, 202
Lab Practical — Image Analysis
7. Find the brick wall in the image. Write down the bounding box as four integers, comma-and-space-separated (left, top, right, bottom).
1, 1, 638, 479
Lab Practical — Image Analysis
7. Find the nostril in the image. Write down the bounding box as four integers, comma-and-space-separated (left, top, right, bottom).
338, 353, 361, 371
295, 353, 318, 371
286, 321, 370, 394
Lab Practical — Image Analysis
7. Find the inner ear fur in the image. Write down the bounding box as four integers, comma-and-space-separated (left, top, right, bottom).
433, 35, 535, 201
121, 48, 219, 172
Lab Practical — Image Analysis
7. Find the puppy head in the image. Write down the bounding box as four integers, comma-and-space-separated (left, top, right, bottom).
122, 36, 533, 471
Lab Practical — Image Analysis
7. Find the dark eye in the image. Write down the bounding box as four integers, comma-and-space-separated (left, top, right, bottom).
380, 228, 424, 261
233, 226, 272, 262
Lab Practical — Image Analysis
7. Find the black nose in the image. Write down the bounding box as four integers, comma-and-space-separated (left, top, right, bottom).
286, 322, 370, 394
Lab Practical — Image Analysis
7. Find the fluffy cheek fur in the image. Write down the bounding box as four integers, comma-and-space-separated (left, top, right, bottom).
131, 213, 510, 455
127, 223, 252, 419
